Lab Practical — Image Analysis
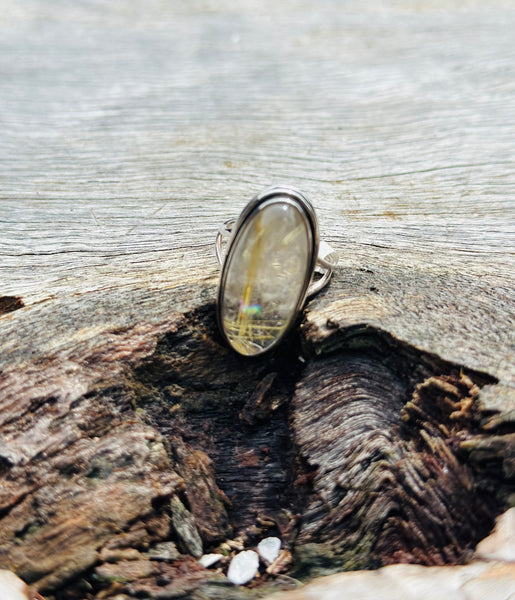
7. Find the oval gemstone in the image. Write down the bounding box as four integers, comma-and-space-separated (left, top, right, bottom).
218, 195, 315, 356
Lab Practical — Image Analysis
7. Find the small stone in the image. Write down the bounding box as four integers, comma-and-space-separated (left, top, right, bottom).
148, 541, 180, 561
226, 537, 246, 551
257, 537, 281, 565
219, 542, 232, 554
0, 571, 30, 600
199, 553, 224, 568
227, 550, 259, 585
170, 495, 203, 558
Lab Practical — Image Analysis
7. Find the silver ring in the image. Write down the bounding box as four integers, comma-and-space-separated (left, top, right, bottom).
215, 186, 338, 356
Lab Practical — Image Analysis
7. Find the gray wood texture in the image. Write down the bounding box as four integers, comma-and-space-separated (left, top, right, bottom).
0, 1, 514, 597
1, 0, 514, 390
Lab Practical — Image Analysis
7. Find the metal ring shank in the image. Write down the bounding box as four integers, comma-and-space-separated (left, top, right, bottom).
307, 241, 338, 297
215, 219, 235, 266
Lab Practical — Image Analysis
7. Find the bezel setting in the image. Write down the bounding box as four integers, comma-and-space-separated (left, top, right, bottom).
216, 186, 319, 356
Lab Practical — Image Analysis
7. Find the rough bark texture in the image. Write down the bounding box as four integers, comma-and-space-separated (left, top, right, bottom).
293, 346, 500, 573
0, 306, 512, 598
0, 1, 514, 598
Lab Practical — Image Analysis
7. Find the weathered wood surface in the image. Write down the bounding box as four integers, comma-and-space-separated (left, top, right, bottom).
0, 1, 514, 598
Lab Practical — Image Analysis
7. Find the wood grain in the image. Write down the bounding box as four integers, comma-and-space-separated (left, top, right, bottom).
1, 0, 514, 378
0, 1, 514, 598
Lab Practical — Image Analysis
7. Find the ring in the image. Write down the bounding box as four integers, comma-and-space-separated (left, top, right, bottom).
215, 186, 338, 356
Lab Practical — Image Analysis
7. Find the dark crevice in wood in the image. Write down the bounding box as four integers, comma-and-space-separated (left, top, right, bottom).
0, 489, 28, 523
304, 323, 499, 390
0, 295, 24, 315
0, 455, 13, 475
134, 304, 306, 543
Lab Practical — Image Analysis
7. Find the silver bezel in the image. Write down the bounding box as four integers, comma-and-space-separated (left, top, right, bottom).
216, 186, 319, 356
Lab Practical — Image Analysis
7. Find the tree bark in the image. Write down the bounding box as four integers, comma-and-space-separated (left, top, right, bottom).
0, 1, 513, 598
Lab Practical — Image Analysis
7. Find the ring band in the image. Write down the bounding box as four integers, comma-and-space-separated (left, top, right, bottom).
215, 186, 338, 356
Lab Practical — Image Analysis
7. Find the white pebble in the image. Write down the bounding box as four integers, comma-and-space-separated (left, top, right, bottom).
227, 550, 259, 585
199, 553, 223, 568
257, 537, 281, 565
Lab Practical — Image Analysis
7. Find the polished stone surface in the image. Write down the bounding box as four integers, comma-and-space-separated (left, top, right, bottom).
220, 199, 313, 356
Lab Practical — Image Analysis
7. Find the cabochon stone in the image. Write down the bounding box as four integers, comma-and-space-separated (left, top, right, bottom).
221, 199, 312, 356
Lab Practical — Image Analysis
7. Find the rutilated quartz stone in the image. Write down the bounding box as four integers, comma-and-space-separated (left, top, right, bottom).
219, 197, 314, 356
